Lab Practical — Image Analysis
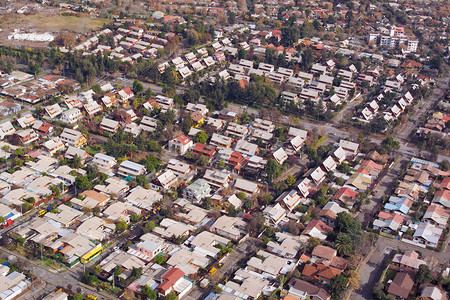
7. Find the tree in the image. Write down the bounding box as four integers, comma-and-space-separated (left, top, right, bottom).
335, 234, 353, 256
143, 221, 155, 233
181, 113, 193, 134
277, 274, 287, 288
347, 270, 359, 290
196, 154, 209, 166
307, 237, 321, 251
114, 266, 122, 277
439, 160, 449, 171
130, 214, 141, 223
154, 254, 168, 265
115, 220, 128, 232
286, 174, 296, 186
381, 136, 400, 151
133, 79, 144, 95
73, 294, 84, 300
416, 264, 432, 284
330, 274, 348, 300
335, 212, 361, 235
92, 84, 101, 94
164, 292, 179, 300
194, 131, 208, 144
142, 284, 157, 299
202, 197, 212, 210
265, 158, 282, 183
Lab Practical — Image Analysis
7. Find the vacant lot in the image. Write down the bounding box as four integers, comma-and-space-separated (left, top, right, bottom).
1, 14, 108, 33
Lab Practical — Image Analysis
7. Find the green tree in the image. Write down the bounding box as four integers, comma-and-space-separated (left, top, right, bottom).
416, 264, 432, 284
265, 158, 282, 183
154, 254, 168, 265
330, 274, 348, 300
133, 79, 144, 95
114, 266, 123, 277
143, 221, 155, 233
194, 131, 209, 144
164, 292, 179, 300
92, 84, 101, 94
130, 214, 141, 223
381, 136, 400, 151
196, 154, 209, 166
335, 234, 353, 256
73, 294, 84, 300
335, 212, 361, 235
181, 113, 192, 133
115, 220, 128, 232
74, 176, 92, 191
142, 284, 157, 299
202, 197, 212, 210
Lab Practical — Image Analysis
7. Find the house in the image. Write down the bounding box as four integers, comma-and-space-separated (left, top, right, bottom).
118, 160, 146, 178
318, 202, 348, 227
64, 146, 90, 163
184, 179, 210, 204
286, 278, 330, 300
420, 286, 447, 300
302, 263, 342, 284
234, 178, 259, 196
0, 121, 15, 139
384, 196, 413, 215
373, 211, 404, 232
266, 232, 302, 259
59, 128, 87, 148
338, 140, 359, 157
210, 215, 246, 240
423, 205, 450, 228
302, 220, 333, 241
263, 203, 287, 226
11, 129, 38, 145
151, 170, 177, 191
203, 169, 232, 188
168, 135, 193, 155
210, 194, 242, 213
210, 133, 233, 148
322, 156, 337, 172
157, 268, 193, 298
189, 231, 230, 258
392, 251, 426, 270
116, 109, 137, 124
16, 113, 35, 128
117, 87, 134, 103
192, 143, 217, 161
41, 137, 65, 155
219, 269, 269, 300
92, 153, 117, 174
247, 250, 291, 279
413, 222, 443, 248
277, 190, 303, 212
100, 117, 120, 133
44, 104, 63, 119
432, 190, 450, 208
333, 187, 358, 207
346, 172, 372, 191
234, 139, 258, 156
272, 148, 288, 165
225, 122, 249, 139
84, 101, 101, 117
32, 121, 53, 137
60, 108, 83, 124
387, 272, 415, 299
333, 147, 346, 164
167, 159, 195, 181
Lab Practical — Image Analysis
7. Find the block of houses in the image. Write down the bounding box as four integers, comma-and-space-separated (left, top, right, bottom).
168, 135, 193, 155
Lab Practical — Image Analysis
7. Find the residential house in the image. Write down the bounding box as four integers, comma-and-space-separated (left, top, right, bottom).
338, 140, 359, 157
168, 135, 193, 155
286, 278, 330, 300
392, 251, 426, 270
423, 205, 450, 228
64, 146, 90, 163
92, 153, 117, 174
59, 128, 87, 148
210, 215, 246, 240
263, 203, 287, 226
387, 272, 415, 299
60, 108, 83, 124
11, 129, 38, 145
192, 143, 217, 161
302, 220, 333, 241
272, 148, 288, 165
413, 222, 443, 249
277, 190, 303, 212
203, 169, 232, 189
118, 160, 146, 178
234, 178, 260, 196
266, 232, 302, 259
318, 202, 348, 227
100, 117, 120, 133
184, 179, 210, 204
373, 211, 404, 233
210, 133, 233, 148
247, 250, 292, 280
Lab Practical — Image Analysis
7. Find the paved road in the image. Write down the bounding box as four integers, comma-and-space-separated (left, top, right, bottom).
0, 246, 119, 300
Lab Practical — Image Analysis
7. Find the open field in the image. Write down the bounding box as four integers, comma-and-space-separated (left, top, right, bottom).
0, 14, 109, 33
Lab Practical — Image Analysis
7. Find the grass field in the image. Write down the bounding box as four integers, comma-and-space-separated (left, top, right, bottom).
2, 13, 110, 33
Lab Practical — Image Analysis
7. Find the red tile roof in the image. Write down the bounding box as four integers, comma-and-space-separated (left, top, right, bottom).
158, 268, 184, 293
